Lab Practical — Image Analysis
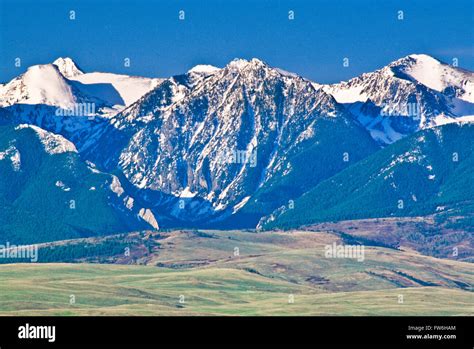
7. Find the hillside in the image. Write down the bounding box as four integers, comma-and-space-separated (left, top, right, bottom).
0, 124, 154, 244
263, 123, 474, 230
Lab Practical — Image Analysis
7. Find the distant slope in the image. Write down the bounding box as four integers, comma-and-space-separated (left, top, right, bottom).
0, 124, 154, 244
263, 123, 474, 229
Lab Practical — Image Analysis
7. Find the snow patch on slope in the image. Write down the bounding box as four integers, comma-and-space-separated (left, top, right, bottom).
70, 72, 161, 106
110, 175, 125, 197
0, 145, 21, 171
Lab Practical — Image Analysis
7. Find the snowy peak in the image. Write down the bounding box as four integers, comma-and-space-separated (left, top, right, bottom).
0, 63, 78, 108
4, 57, 161, 108
218, 58, 308, 84
322, 53, 474, 145
325, 52, 474, 108
388, 53, 440, 68
53, 57, 84, 78
327, 53, 473, 103
226, 58, 269, 72
388, 54, 474, 102
188, 64, 220, 75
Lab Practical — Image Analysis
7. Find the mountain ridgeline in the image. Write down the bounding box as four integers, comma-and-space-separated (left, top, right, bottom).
0, 54, 473, 242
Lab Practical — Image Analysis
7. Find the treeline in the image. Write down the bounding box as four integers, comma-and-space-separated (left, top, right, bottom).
0, 239, 132, 264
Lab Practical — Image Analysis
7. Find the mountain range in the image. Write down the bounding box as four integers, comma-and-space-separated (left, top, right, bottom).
0, 54, 472, 243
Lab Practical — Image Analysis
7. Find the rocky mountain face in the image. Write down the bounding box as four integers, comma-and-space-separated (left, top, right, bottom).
84, 58, 380, 226
0, 54, 472, 236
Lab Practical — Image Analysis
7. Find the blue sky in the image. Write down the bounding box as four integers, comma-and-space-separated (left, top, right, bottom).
0, 0, 473, 83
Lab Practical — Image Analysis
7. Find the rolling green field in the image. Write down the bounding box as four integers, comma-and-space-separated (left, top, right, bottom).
0, 264, 472, 316
0, 229, 473, 316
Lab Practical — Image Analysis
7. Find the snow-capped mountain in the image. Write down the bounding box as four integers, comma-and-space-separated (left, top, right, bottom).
0, 53, 472, 232
323, 54, 474, 144
0, 63, 88, 108
84, 58, 380, 225
0, 57, 161, 109
0, 57, 162, 154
